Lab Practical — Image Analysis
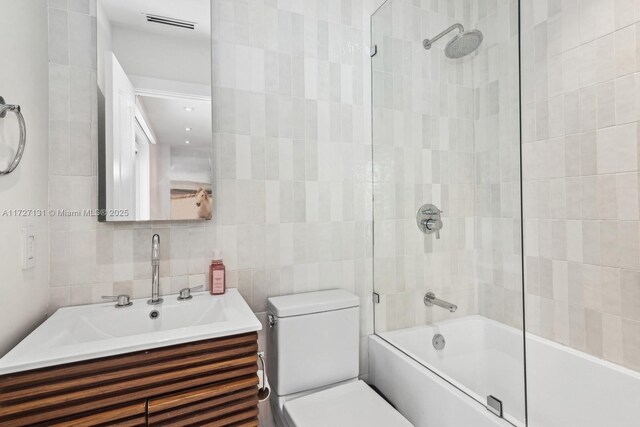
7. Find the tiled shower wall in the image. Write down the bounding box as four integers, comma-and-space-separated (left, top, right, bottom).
371, 0, 522, 332
46, 0, 381, 377
474, 0, 522, 329
371, 0, 478, 332
372, 0, 640, 375
521, 0, 640, 372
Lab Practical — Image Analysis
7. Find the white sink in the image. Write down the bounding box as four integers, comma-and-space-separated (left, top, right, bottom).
0, 289, 261, 375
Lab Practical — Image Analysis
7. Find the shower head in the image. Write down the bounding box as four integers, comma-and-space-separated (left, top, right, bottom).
423, 24, 483, 58
444, 30, 483, 58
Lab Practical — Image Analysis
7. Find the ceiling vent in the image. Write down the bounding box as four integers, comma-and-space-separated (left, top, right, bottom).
146, 14, 195, 30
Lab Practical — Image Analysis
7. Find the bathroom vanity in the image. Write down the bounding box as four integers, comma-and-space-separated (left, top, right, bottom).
0, 290, 262, 426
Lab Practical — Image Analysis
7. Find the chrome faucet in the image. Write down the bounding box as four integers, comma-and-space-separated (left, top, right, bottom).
148, 234, 163, 305
424, 292, 457, 312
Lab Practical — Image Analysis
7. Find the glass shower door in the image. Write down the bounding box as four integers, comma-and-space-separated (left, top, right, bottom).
371, 0, 526, 425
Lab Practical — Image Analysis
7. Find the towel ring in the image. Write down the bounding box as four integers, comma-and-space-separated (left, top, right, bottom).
0, 96, 26, 176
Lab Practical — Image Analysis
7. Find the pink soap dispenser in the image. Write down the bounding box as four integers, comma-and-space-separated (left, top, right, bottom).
209, 250, 226, 295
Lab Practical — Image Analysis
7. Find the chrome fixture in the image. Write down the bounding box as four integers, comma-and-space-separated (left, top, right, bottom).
102, 294, 132, 308
268, 314, 277, 328
424, 292, 457, 312
177, 285, 204, 301
257, 351, 271, 401
0, 96, 26, 176
148, 234, 163, 305
432, 334, 446, 350
423, 24, 483, 58
417, 204, 444, 239
487, 395, 504, 418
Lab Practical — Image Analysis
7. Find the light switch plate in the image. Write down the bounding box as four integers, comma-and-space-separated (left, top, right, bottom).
22, 227, 36, 270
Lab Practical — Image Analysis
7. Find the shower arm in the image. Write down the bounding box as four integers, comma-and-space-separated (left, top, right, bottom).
423, 23, 464, 50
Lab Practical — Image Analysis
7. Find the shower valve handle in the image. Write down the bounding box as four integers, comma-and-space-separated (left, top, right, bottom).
417, 204, 443, 239
423, 218, 443, 239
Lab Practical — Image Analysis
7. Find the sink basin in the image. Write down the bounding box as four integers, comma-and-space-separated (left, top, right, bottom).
0, 289, 261, 375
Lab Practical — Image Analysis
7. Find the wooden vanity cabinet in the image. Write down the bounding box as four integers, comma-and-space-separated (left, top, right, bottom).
0, 332, 259, 426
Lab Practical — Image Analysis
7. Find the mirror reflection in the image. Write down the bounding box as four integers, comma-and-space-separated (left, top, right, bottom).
97, 0, 212, 221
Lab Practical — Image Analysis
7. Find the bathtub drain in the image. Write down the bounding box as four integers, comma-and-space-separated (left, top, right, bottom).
432, 334, 445, 350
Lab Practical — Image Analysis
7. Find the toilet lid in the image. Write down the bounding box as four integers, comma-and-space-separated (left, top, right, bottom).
283, 380, 413, 427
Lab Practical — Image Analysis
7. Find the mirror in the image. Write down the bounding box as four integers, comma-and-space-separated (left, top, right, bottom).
97, 0, 212, 221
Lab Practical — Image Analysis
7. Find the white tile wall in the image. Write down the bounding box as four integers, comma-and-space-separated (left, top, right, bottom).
371, 0, 640, 376
370, 0, 477, 332
371, 0, 522, 332
474, 0, 522, 329
522, 0, 640, 372
43, 0, 640, 415
46, 1, 383, 402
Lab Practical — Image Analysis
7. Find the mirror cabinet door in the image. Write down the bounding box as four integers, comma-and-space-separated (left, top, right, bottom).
97, 0, 212, 221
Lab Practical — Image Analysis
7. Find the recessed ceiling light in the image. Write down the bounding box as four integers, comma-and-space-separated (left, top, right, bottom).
185, 140, 190, 144
185, 127, 192, 132
184, 107, 194, 112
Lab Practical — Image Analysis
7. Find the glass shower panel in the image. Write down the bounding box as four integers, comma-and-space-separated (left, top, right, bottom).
371, 0, 526, 425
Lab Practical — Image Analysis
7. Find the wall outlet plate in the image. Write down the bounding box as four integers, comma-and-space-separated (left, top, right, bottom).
21, 227, 36, 270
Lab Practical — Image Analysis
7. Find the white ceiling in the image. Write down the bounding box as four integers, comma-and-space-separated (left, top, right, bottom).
100, 0, 210, 41
138, 96, 211, 148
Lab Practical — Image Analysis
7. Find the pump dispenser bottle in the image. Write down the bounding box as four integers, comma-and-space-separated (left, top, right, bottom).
209, 250, 226, 295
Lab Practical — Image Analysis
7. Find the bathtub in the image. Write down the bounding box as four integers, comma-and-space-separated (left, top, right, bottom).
369, 315, 640, 427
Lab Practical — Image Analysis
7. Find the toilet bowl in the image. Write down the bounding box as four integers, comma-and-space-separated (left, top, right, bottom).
267, 290, 412, 427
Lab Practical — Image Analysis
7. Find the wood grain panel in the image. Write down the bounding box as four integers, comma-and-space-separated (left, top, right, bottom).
47, 402, 146, 427
228, 419, 259, 427
237, 419, 260, 427
148, 376, 258, 415
149, 389, 258, 425
0, 333, 257, 390
148, 378, 259, 426
0, 353, 257, 408
0, 332, 259, 427
166, 400, 258, 427
184, 407, 259, 427
1, 344, 257, 403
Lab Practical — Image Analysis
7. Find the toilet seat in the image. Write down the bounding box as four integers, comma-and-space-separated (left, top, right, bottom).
282, 380, 413, 427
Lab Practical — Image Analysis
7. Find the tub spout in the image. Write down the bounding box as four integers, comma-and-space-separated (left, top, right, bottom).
424, 292, 457, 312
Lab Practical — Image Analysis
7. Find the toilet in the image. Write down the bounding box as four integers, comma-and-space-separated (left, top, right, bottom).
267, 289, 412, 427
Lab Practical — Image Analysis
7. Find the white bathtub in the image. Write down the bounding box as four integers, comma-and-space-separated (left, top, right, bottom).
369, 315, 640, 427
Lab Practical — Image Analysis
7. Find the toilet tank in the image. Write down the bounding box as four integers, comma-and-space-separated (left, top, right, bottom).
267, 290, 360, 396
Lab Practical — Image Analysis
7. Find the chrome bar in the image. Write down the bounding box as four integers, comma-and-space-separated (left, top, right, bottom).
423, 23, 464, 50
0, 96, 26, 176
424, 292, 457, 312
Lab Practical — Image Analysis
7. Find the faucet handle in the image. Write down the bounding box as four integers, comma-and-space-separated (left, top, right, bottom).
178, 285, 204, 301
422, 207, 442, 215
102, 294, 132, 308
417, 203, 444, 239
429, 218, 443, 239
